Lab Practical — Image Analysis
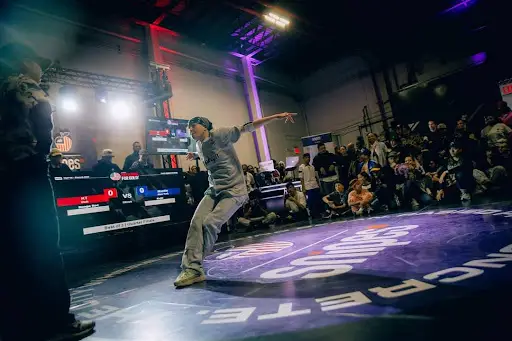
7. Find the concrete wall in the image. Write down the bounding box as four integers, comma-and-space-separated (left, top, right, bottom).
300, 57, 385, 145
258, 89, 305, 163
300, 54, 478, 146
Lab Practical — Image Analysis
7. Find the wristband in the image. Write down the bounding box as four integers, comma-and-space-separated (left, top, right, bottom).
242, 122, 256, 133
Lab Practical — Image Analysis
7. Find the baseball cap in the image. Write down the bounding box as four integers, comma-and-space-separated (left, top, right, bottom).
0, 43, 52, 71
101, 149, 114, 157
450, 140, 463, 149
49, 148, 63, 157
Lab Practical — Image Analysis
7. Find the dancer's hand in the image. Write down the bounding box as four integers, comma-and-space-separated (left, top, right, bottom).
186, 152, 196, 161
276, 112, 297, 123
436, 189, 444, 201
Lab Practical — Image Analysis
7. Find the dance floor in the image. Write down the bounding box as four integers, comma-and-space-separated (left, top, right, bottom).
73, 202, 512, 341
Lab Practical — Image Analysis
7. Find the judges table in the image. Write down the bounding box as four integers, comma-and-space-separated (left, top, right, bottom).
259, 180, 302, 213
51, 168, 189, 249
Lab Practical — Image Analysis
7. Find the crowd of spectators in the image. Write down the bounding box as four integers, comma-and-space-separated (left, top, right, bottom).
231, 100, 512, 229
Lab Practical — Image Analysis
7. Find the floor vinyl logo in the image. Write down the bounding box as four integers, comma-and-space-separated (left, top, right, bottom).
260, 225, 417, 280
215, 241, 294, 260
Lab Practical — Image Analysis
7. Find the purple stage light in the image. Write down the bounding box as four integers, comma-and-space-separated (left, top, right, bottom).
442, 0, 477, 14
244, 56, 271, 161
471, 52, 487, 65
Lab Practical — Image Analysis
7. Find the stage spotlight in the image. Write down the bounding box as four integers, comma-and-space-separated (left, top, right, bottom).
263, 12, 290, 28
110, 101, 132, 117
61, 98, 78, 112
95, 88, 108, 103
58, 85, 79, 112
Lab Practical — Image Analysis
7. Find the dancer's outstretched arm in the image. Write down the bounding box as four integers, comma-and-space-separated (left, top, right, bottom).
242, 112, 296, 132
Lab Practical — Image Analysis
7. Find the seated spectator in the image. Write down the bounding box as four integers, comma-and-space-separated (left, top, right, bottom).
284, 182, 308, 221
358, 172, 373, 191
348, 179, 374, 216
322, 182, 349, 218
473, 147, 508, 191
238, 190, 277, 229
370, 166, 396, 211
437, 141, 475, 202
481, 115, 512, 153
396, 155, 433, 209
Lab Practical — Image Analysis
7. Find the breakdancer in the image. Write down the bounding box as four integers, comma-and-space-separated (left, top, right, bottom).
174, 112, 296, 287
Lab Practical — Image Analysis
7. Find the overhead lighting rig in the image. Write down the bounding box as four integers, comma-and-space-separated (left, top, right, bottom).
263, 12, 290, 29
41, 61, 172, 106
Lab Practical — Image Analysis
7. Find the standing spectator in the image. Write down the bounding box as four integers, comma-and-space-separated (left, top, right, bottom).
497, 101, 512, 127
129, 149, 154, 172
425, 120, 443, 155
242, 164, 255, 192
123, 141, 142, 171
346, 142, 359, 180
367, 132, 389, 166
299, 153, 323, 218
334, 145, 350, 186
312, 143, 338, 194
388, 137, 406, 162
92, 149, 122, 176
357, 148, 378, 175
48, 148, 73, 177
0, 43, 95, 341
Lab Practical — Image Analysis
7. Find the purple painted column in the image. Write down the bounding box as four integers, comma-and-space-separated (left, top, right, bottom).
241, 56, 271, 162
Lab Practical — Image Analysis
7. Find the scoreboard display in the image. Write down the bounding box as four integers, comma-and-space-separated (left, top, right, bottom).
146, 117, 196, 155
52, 168, 186, 245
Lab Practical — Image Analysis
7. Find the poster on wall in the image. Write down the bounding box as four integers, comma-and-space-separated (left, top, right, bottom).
301, 132, 335, 161
52, 125, 97, 170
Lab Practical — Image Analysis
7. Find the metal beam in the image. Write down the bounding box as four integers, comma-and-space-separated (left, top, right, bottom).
42, 65, 152, 95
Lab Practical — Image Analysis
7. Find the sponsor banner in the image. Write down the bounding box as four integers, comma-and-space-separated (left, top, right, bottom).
61, 154, 83, 171
82, 215, 170, 235
301, 133, 333, 147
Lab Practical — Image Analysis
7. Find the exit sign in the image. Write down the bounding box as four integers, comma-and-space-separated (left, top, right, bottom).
501, 83, 512, 96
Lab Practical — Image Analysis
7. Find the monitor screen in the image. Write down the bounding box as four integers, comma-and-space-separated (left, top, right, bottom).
52, 168, 186, 245
285, 156, 300, 169
146, 117, 195, 155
